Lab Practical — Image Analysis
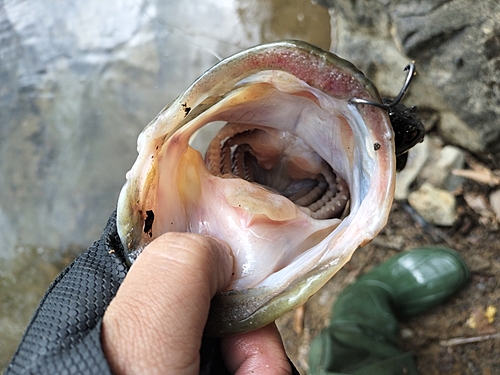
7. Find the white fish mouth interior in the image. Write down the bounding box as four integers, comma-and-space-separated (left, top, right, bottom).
121, 70, 380, 291
116, 41, 396, 334
147, 71, 366, 289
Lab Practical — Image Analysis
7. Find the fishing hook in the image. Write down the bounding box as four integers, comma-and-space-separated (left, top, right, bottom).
349, 62, 416, 110
348, 62, 424, 172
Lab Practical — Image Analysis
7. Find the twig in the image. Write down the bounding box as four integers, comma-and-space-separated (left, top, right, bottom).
452, 157, 500, 186
440, 333, 500, 346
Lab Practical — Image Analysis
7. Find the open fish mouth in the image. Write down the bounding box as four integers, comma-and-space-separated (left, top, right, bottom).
117, 40, 395, 335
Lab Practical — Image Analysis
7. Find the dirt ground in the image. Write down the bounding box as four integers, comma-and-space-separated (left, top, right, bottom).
277, 171, 500, 374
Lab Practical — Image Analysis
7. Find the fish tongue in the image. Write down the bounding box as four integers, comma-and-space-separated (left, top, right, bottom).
222, 179, 300, 222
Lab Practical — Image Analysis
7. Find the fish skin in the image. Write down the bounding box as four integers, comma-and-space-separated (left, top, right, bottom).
117, 40, 395, 335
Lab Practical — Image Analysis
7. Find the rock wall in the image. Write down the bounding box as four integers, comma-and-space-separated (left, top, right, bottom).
318, 0, 500, 156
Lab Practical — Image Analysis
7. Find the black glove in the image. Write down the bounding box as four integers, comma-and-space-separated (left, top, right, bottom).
6, 211, 300, 374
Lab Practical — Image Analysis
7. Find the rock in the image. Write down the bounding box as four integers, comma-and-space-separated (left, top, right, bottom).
463, 191, 499, 228
489, 189, 500, 221
463, 193, 495, 224
318, 0, 500, 156
438, 111, 484, 155
395, 138, 429, 200
400, 328, 415, 340
421, 145, 465, 192
467, 254, 491, 273
408, 183, 456, 226
371, 234, 405, 250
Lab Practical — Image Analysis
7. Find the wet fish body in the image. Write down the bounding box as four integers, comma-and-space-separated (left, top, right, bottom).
117, 40, 395, 335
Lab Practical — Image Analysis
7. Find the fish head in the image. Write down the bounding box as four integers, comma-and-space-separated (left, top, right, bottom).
117, 40, 395, 335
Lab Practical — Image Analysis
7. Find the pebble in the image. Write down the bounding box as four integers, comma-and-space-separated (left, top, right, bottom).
421, 145, 465, 192
395, 138, 429, 200
408, 182, 456, 226
400, 328, 415, 339
489, 189, 500, 221
467, 254, 491, 272
371, 235, 405, 250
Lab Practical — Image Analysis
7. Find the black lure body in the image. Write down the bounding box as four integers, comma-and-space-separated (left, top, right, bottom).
385, 100, 425, 171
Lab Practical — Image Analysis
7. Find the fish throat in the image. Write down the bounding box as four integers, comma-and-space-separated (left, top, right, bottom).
204, 124, 349, 220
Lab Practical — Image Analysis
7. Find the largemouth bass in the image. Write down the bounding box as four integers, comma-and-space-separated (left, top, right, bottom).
117, 40, 396, 335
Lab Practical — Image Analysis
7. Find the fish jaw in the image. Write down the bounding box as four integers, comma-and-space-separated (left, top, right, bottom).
117, 40, 395, 335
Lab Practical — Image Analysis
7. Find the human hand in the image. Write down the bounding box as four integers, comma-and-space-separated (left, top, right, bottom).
102, 232, 292, 375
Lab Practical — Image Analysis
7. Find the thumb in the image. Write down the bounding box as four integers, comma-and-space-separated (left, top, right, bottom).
102, 232, 234, 375
222, 323, 292, 375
